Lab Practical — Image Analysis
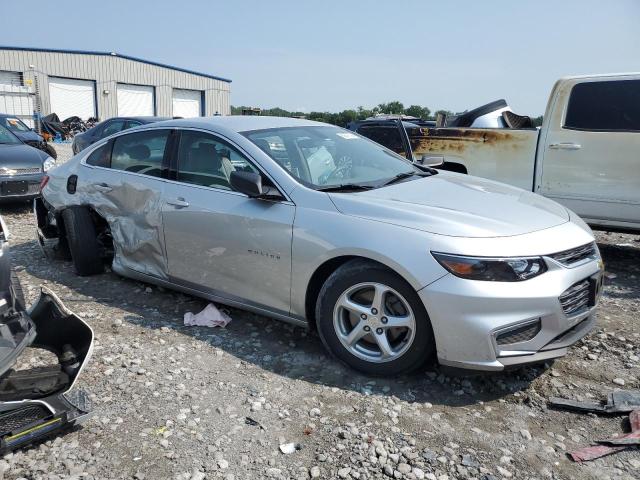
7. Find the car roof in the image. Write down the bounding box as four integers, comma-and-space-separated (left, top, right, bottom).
146, 115, 329, 133
110, 116, 172, 123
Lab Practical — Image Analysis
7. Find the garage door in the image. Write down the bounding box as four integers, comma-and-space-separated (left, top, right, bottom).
48, 77, 96, 121
117, 84, 155, 116
172, 89, 202, 118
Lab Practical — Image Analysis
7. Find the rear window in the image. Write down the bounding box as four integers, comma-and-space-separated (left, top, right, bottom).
86, 143, 110, 167
565, 79, 640, 132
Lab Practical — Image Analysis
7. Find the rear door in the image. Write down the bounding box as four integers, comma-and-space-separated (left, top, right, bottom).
161, 129, 295, 314
539, 77, 640, 224
81, 129, 172, 278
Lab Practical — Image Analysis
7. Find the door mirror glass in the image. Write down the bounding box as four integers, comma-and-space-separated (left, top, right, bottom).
230, 171, 264, 197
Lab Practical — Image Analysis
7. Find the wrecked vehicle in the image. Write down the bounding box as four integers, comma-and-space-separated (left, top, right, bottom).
36, 116, 602, 375
349, 73, 640, 233
0, 114, 57, 159
0, 215, 93, 454
0, 122, 56, 202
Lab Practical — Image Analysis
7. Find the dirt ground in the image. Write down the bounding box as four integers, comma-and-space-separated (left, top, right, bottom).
1, 144, 638, 480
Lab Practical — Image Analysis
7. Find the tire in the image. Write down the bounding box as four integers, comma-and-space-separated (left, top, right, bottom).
316, 259, 435, 376
62, 207, 104, 276
10, 268, 26, 309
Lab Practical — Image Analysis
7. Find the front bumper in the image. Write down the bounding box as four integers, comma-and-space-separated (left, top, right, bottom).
420, 255, 602, 371
0, 173, 43, 201
0, 288, 93, 454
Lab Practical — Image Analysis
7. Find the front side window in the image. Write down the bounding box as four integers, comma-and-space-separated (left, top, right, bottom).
176, 130, 257, 190
102, 120, 126, 137
111, 129, 169, 177
244, 126, 417, 188
0, 124, 21, 145
565, 79, 640, 132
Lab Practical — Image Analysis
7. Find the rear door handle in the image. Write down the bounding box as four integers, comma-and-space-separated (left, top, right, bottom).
166, 197, 190, 208
549, 142, 582, 150
92, 182, 112, 192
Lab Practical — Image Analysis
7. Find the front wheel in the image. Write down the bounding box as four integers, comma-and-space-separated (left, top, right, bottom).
316, 260, 435, 376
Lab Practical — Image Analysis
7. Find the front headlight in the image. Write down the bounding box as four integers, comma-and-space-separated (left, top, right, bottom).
432, 252, 547, 281
43, 156, 56, 172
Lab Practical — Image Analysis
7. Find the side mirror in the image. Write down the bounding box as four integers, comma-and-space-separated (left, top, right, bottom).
230, 171, 264, 197
418, 155, 444, 168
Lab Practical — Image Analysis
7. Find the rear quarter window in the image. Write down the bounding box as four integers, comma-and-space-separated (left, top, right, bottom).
85, 143, 110, 168
565, 79, 640, 132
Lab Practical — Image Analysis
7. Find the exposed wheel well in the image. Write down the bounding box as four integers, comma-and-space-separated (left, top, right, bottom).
305, 256, 400, 331
57, 206, 114, 262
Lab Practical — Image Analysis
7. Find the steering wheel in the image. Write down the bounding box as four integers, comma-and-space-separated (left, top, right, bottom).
324, 156, 353, 184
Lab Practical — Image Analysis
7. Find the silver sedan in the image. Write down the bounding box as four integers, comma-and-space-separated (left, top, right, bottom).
36, 116, 603, 375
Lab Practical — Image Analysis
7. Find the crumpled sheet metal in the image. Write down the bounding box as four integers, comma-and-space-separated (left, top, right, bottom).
569, 410, 640, 462
549, 390, 640, 414
46, 168, 168, 280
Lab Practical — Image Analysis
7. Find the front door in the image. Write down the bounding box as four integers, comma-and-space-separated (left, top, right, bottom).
161, 129, 295, 314
539, 78, 640, 224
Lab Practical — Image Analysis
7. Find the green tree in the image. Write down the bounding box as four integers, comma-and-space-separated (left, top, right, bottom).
404, 105, 431, 119
377, 101, 405, 114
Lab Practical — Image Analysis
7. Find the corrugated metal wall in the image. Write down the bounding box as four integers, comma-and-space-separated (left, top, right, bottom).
0, 48, 231, 119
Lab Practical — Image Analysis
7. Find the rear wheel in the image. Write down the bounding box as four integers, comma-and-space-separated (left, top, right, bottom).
316, 260, 435, 376
62, 207, 104, 276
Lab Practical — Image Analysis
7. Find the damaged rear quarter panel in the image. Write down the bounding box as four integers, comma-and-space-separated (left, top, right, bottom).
43, 152, 169, 280
410, 127, 540, 191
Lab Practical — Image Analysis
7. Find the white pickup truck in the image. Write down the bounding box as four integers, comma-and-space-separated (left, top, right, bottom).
349, 73, 640, 232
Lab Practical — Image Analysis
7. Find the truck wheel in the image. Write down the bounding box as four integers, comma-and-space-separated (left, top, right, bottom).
10, 269, 26, 309
316, 259, 435, 376
62, 207, 104, 276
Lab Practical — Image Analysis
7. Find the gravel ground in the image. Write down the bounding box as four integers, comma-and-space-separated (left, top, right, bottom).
1, 143, 639, 480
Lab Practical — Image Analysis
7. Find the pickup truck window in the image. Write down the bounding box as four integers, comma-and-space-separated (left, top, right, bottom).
355, 125, 407, 157
565, 79, 640, 132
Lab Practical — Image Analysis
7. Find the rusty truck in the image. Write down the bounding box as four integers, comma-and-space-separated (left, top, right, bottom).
348, 73, 640, 233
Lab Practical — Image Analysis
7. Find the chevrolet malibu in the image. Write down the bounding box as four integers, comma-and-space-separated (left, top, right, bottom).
35, 117, 603, 375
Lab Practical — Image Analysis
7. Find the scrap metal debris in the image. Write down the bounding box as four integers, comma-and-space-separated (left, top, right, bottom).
183, 303, 231, 328
569, 410, 640, 462
549, 390, 640, 414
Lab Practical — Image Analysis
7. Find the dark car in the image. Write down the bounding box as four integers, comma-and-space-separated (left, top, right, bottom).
72, 116, 171, 154
0, 215, 93, 454
0, 123, 55, 202
0, 114, 57, 159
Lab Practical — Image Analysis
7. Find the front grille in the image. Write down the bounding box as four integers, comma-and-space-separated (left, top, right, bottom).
559, 279, 590, 316
0, 167, 41, 176
0, 405, 51, 436
496, 320, 542, 345
549, 242, 597, 267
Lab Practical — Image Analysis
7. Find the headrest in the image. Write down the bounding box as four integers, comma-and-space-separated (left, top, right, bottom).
128, 144, 150, 160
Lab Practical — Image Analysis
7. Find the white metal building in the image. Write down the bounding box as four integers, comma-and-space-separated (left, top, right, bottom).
0, 46, 231, 125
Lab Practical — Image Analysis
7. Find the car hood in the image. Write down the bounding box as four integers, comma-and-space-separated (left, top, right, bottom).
0, 143, 47, 170
328, 172, 570, 238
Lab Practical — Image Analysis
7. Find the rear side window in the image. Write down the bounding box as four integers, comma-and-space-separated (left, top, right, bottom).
101, 120, 126, 137
565, 80, 640, 131
111, 130, 169, 177
85, 143, 110, 167
356, 125, 406, 156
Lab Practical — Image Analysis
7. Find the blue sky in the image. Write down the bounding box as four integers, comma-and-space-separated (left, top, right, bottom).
1, 0, 638, 115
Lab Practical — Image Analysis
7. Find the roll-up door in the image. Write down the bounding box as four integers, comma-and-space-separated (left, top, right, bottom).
172, 89, 202, 118
48, 77, 96, 120
117, 84, 155, 116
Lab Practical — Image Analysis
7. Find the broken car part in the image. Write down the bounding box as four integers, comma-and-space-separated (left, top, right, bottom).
569, 410, 640, 462
549, 390, 640, 414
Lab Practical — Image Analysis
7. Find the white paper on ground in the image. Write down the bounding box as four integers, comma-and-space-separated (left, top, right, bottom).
183, 303, 232, 328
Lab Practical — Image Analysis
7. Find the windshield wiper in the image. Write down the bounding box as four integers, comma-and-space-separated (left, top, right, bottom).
317, 183, 376, 192
381, 171, 432, 187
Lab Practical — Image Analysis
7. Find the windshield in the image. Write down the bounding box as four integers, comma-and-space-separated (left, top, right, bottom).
243, 126, 418, 189
0, 124, 22, 145
2, 117, 30, 133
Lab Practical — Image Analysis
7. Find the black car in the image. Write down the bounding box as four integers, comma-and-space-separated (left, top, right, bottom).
0, 124, 55, 202
72, 116, 171, 154
0, 114, 57, 159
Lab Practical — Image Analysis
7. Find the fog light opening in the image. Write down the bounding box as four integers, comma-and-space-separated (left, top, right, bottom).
496, 320, 542, 345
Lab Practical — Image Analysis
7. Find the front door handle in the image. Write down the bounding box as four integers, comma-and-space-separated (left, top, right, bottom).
92, 182, 112, 193
549, 142, 582, 150
166, 197, 190, 208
